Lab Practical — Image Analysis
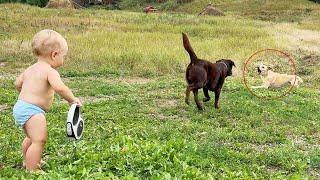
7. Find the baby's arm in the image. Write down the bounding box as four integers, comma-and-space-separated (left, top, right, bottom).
14, 72, 24, 92
48, 69, 81, 105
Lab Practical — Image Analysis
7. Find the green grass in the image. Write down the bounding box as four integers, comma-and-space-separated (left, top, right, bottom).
0, 3, 320, 179
0, 3, 277, 76
178, 0, 320, 31
120, 0, 320, 31
176, 0, 317, 16
120, 0, 320, 24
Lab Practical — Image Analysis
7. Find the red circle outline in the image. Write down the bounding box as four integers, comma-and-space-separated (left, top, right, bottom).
243, 49, 297, 100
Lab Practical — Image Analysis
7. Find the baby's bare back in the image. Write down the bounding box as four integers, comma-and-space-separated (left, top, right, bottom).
19, 62, 55, 111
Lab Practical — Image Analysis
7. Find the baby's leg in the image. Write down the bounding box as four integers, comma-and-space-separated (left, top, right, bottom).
22, 137, 32, 167
23, 114, 47, 171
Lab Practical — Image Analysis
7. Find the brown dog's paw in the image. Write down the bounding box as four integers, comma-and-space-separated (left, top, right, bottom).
185, 98, 190, 105
197, 105, 204, 110
203, 97, 210, 102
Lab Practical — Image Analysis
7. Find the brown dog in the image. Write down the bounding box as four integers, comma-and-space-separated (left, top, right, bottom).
182, 33, 235, 110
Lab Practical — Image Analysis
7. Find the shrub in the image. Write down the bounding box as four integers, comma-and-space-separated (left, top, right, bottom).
0, 0, 48, 7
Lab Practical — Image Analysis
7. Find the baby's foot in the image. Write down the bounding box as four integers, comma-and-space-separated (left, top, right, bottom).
29, 169, 46, 174
22, 159, 46, 168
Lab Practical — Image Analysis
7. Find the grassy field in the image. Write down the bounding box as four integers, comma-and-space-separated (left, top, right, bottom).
121, 0, 320, 29
0, 1, 320, 178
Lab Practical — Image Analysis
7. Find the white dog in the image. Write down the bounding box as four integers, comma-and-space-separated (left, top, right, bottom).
252, 63, 303, 89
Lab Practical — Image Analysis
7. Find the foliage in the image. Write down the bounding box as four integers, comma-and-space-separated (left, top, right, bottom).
309, 0, 320, 3
0, 0, 48, 7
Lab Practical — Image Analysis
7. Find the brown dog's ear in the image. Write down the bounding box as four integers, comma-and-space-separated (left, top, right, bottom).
268, 66, 272, 70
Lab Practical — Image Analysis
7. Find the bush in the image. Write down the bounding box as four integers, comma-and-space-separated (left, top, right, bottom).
26, 0, 48, 7
158, 0, 177, 10
0, 0, 48, 7
309, 0, 320, 3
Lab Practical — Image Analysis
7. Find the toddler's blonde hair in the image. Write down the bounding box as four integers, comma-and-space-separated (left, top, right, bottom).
32, 29, 68, 56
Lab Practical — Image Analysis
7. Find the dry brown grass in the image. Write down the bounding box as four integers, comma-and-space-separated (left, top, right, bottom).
45, 0, 73, 8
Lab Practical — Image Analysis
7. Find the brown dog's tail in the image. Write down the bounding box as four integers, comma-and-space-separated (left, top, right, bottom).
182, 33, 197, 63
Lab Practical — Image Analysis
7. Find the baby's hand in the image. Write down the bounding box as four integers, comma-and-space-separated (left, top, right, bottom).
71, 97, 82, 107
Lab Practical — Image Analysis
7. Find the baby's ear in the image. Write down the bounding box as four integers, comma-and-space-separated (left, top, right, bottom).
51, 51, 58, 58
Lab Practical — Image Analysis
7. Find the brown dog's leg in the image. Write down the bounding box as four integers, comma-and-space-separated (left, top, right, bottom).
185, 86, 191, 105
186, 83, 205, 109
214, 88, 221, 109
193, 89, 203, 110
203, 88, 210, 102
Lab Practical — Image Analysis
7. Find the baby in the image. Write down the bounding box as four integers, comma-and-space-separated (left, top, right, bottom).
13, 29, 82, 171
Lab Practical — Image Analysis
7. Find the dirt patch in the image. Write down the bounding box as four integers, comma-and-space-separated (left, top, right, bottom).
110, 77, 154, 85
310, 169, 320, 178
157, 113, 167, 121
80, 95, 120, 103
287, 134, 320, 152
290, 29, 320, 53
251, 143, 276, 153
198, 4, 225, 16
66, 77, 155, 85
274, 24, 320, 53
46, 0, 73, 8
0, 62, 5, 67
55, 95, 120, 104
301, 53, 320, 64
156, 99, 178, 108
150, 113, 179, 121
295, 52, 320, 87
0, 104, 10, 111
266, 165, 281, 174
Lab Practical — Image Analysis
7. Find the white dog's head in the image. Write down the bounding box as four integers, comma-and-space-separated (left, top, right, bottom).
257, 63, 271, 75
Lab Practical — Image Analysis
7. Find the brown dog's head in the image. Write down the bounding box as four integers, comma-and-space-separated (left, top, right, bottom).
216, 59, 236, 76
